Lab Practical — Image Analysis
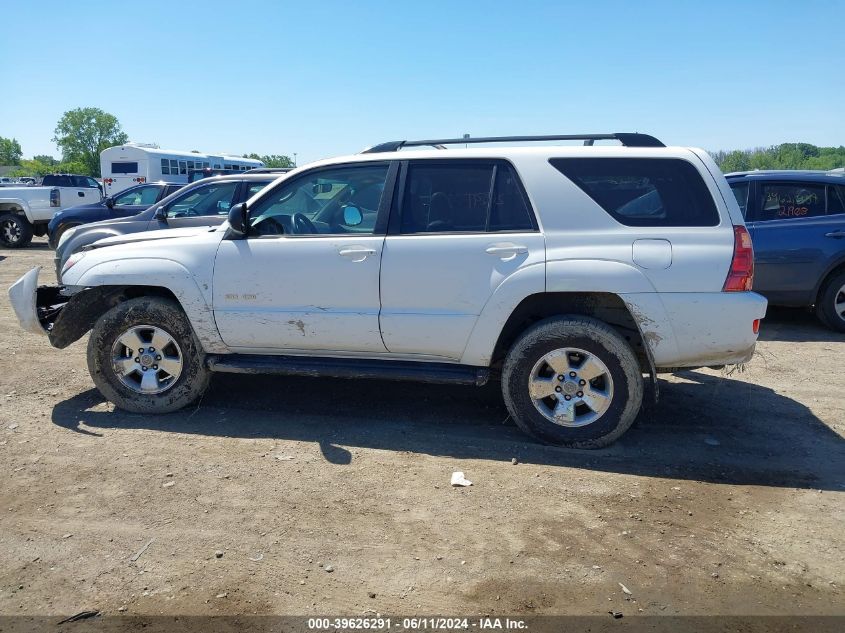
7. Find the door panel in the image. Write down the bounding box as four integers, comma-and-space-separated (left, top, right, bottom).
212, 163, 393, 352
379, 159, 544, 359
213, 236, 386, 351
379, 233, 545, 358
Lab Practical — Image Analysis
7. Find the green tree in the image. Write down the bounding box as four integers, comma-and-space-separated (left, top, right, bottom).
7, 158, 53, 177
52, 107, 129, 176
33, 154, 58, 166
0, 136, 23, 165
711, 143, 845, 172
245, 153, 294, 168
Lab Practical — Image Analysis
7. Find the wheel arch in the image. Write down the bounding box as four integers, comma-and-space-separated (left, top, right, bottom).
47, 285, 181, 349
488, 292, 653, 375
70, 258, 226, 352
814, 256, 845, 304
0, 200, 31, 217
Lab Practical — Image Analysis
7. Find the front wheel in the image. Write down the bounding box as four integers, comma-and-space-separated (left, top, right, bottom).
0, 213, 34, 248
501, 316, 644, 448
87, 297, 210, 413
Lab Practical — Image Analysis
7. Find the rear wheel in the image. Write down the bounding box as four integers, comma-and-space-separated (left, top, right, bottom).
501, 316, 644, 448
87, 297, 210, 413
816, 269, 845, 333
0, 213, 34, 248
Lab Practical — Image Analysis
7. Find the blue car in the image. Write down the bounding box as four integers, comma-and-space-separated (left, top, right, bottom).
726, 170, 845, 331
47, 181, 184, 248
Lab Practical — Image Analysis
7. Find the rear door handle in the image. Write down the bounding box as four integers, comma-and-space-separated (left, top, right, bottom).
825, 230, 845, 239
485, 244, 528, 259
338, 246, 376, 261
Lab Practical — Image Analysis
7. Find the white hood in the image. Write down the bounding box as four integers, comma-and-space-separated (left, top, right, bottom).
88, 226, 220, 250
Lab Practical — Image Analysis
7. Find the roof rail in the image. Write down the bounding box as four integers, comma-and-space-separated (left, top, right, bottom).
362, 133, 664, 154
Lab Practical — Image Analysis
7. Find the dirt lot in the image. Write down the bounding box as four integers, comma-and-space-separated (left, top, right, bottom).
0, 240, 843, 620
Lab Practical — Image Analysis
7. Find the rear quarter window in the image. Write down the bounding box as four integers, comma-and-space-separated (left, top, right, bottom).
41, 175, 71, 187
549, 158, 720, 227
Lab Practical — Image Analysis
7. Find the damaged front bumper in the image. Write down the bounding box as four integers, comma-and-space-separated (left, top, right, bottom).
8, 267, 120, 349
8, 267, 53, 336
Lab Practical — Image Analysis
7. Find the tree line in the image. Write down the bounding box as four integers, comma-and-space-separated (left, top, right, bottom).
710, 143, 845, 172
1, 107, 293, 178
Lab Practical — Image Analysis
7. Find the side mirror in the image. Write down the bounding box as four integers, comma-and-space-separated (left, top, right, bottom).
227, 202, 249, 236
343, 205, 363, 226
154, 206, 167, 221
105, 197, 115, 208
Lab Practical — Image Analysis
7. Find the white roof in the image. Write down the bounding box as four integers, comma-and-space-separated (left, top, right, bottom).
102, 145, 262, 161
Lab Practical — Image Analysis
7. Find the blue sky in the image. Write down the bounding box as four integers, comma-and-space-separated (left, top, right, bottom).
1, 0, 843, 164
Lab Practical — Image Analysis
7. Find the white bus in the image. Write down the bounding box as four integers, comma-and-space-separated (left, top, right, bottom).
100, 143, 264, 195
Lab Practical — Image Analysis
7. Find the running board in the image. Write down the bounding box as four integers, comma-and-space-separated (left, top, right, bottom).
205, 354, 490, 386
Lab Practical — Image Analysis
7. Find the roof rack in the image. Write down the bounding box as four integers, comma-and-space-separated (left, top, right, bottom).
362, 133, 664, 154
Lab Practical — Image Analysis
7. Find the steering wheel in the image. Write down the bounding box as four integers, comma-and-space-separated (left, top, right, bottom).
292, 213, 317, 235
254, 216, 286, 236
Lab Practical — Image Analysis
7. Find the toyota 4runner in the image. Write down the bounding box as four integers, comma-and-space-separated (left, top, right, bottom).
8, 133, 767, 448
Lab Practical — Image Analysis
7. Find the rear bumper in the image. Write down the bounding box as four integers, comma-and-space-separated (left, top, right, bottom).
623, 291, 768, 368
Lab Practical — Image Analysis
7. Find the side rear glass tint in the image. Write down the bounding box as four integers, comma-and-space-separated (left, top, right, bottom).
401, 164, 492, 233
400, 161, 537, 234
549, 158, 720, 227
489, 164, 535, 231
828, 185, 845, 215
729, 182, 749, 218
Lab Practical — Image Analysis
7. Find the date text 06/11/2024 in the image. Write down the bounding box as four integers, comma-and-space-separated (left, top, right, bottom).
306, 617, 529, 630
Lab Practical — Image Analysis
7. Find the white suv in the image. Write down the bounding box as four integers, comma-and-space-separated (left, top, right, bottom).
8, 133, 767, 448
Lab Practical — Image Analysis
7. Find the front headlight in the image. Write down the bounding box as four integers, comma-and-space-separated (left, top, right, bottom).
61, 251, 86, 276
57, 226, 78, 248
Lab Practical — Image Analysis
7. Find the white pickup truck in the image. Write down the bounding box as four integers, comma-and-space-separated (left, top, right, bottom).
0, 174, 102, 247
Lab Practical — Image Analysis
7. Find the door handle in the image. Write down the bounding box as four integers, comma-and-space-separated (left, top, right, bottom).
485, 244, 528, 258
825, 230, 845, 239
338, 247, 376, 261
77, 191, 85, 197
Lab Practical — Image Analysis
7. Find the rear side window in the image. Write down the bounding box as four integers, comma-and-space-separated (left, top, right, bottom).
400, 161, 535, 234
111, 161, 138, 174
729, 181, 749, 218
42, 175, 71, 187
550, 158, 719, 227
758, 183, 825, 221
828, 185, 845, 215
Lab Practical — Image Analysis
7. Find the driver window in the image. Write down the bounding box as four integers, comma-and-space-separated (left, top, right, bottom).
114, 185, 160, 207
248, 164, 389, 236
166, 182, 239, 218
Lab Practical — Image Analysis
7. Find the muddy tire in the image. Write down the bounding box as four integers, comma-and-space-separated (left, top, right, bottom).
87, 297, 210, 414
815, 269, 845, 333
0, 213, 34, 248
501, 316, 643, 448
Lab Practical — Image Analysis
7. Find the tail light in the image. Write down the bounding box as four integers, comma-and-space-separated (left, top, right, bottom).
723, 225, 754, 291
49, 188, 60, 207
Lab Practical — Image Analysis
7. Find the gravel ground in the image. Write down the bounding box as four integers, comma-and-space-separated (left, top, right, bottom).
0, 240, 843, 620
